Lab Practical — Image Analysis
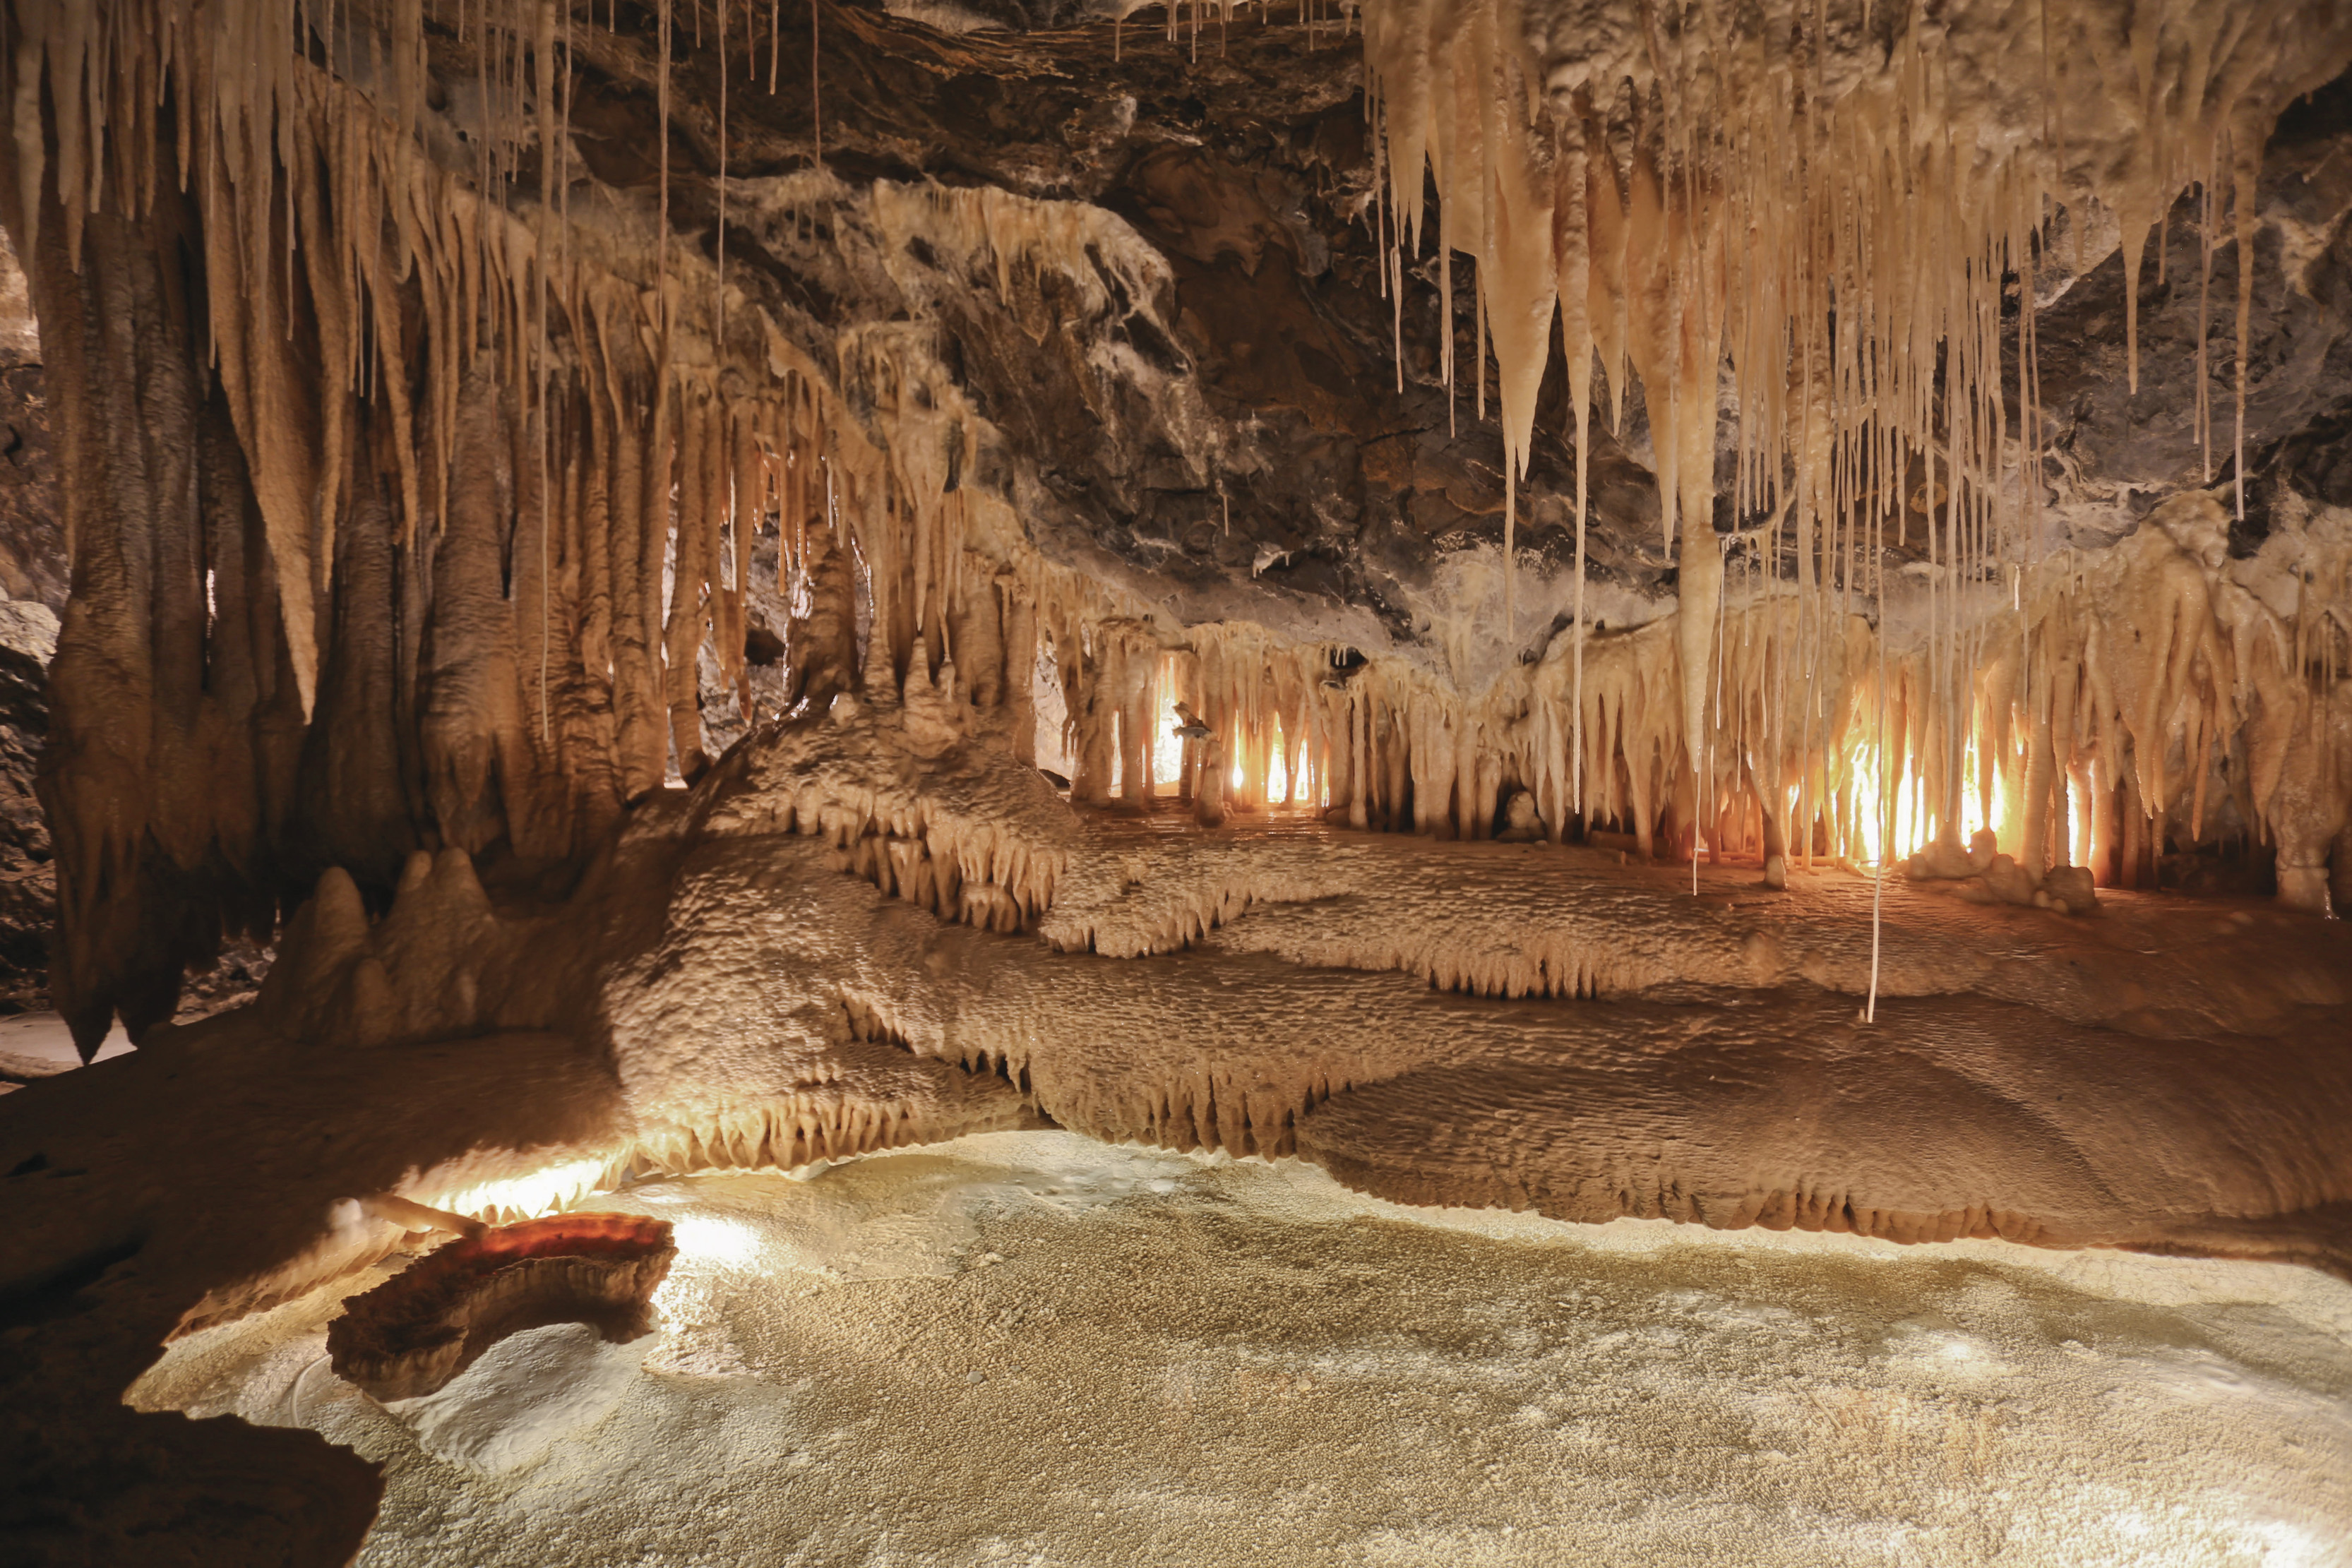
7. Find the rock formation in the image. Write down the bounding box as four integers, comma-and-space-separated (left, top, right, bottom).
327, 1213, 676, 1400
1, 0, 2350, 1562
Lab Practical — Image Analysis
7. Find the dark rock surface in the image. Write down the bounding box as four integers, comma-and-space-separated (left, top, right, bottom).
0, 592, 269, 1016
589, 2, 1676, 670
0, 232, 60, 612
608, 4, 2352, 671
0, 599, 54, 1014
2032, 73, 2352, 552
0, 364, 64, 609
0, 231, 60, 1012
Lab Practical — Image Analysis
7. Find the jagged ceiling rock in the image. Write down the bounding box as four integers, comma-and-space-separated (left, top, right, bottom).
638, 6, 2352, 669
0, 0, 2341, 1056
559, 4, 1679, 672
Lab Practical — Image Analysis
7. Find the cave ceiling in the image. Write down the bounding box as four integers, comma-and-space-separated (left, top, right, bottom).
562, 0, 2352, 664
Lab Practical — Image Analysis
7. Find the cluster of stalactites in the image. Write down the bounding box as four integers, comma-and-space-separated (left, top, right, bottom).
1034, 491, 2351, 911
799, 787, 1061, 933
820, 0, 2352, 912
7, 0, 795, 713
10, 0, 2351, 1057
1104, 0, 1362, 66
1050, 627, 1335, 827
7, 0, 1004, 730
1352, 0, 2351, 858
0, 0, 1122, 1041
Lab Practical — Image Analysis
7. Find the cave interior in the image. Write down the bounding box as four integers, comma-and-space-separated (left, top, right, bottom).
3, 0, 2352, 1562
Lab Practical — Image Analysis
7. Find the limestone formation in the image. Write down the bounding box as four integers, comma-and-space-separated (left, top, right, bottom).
0, 0, 2349, 1562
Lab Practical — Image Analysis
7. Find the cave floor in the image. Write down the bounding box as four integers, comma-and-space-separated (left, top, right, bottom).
133, 1131, 2352, 1567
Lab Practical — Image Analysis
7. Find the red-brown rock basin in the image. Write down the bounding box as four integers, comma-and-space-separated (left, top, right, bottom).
328, 1214, 676, 1401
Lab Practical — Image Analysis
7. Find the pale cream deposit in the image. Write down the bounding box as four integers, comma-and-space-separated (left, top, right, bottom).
133, 1132, 2352, 1568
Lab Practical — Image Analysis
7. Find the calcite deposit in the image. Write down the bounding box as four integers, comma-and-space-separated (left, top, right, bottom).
1, 0, 2350, 1562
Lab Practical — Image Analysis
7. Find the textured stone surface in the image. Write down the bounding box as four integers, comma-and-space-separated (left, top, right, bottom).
0, 229, 61, 611
6, 640, 2351, 1566
659, 17, 2352, 664
0, 597, 54, 1012
129, 1135, 2352, 1568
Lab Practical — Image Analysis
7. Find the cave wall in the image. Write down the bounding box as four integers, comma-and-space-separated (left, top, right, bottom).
0, 229, 61, 1011
6, 0, 2352, 1054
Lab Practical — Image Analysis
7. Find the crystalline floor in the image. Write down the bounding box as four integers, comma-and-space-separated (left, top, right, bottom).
133, 1132, 2352, 1567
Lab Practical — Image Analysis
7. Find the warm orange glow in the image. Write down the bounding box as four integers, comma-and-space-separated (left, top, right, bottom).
1228, 719, 1291, 805
1843, 730, 2017, 868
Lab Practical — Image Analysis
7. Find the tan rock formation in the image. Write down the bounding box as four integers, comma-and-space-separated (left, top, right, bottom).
1, 1, 2351, 1562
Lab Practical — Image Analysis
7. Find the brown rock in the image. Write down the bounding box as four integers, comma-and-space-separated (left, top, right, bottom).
328, 1214, 676, 1403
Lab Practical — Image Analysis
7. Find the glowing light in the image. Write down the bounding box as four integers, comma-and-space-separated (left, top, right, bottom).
1839, 728, 2024, 870
1853, 746, 1887, 865
418, 1156, 619, 1226
670, 1214, 765, 1268
2070, 772, 2091, 866
1154, 688, 1184, 789
1229, 718, 1292, 806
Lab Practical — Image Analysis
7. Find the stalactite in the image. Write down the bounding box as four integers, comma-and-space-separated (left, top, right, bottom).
1336, 0, 2351, 902
4, 0, 2351, 1049
663, 381, 716, 779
